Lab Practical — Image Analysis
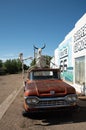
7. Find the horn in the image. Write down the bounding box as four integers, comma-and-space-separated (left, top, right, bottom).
41, 44, 46, 49
33, 45, 38, 49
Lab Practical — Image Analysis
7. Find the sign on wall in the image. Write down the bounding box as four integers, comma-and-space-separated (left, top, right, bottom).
60, 47, 68, 59
74, 24, 86, 53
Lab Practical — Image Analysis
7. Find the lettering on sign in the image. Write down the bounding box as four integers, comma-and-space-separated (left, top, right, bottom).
60, 48, 68, 59
74, 24, 86, 53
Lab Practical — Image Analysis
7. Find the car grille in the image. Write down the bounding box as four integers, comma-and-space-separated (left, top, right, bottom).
27, 97, 71, 108
26, 95, 77, 109
37, 100, 67, 107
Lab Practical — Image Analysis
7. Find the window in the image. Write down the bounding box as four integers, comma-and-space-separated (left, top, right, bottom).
29, 70, 58, 80
75, 56, 85, 85
60, 61, 63, 72
64, 59, 67, 71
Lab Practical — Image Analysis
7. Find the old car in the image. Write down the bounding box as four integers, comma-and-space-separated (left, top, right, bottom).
22, 67, 78, 116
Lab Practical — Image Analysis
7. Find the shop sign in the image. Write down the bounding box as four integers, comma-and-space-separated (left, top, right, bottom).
60, 47, 68, 59
74, 24, 86, 53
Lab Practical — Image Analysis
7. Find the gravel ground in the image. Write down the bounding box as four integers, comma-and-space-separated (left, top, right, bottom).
0, 74, 23, 104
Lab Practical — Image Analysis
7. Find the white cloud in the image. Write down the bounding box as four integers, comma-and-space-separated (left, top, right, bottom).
0, 53, 19, 61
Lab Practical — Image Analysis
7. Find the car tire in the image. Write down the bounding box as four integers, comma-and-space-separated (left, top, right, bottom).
22, 110, 28, 117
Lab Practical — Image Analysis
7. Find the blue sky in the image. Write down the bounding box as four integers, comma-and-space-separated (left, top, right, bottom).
0, 0, 86, 64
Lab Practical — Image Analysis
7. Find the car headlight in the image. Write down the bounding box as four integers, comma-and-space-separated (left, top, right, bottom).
72, 96, 77, 101
66, 94, 77, 102
26, 97, 39, 105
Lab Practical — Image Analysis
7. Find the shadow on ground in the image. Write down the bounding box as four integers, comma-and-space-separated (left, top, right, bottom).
25, 99, 86, 126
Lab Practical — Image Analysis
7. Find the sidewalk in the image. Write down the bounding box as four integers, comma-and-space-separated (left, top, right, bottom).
64, 80, 86, 101
77, 89, 86, 100
78, 95, 86, 101
77, 91, 86, 101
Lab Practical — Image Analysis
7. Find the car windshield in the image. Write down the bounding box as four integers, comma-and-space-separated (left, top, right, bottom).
29, 70, 59, 80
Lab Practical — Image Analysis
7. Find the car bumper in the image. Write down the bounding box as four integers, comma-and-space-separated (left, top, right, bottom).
24, 95, 78, 113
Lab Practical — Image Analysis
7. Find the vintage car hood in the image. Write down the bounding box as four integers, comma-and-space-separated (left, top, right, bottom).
26, 79, 76, 97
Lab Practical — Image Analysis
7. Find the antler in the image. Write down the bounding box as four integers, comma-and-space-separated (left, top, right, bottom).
34, 44, 46, 50
33, 45, 38, 49
41, 44, 46, 49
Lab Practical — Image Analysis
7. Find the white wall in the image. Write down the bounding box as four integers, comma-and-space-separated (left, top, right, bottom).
53, 13, 86, 94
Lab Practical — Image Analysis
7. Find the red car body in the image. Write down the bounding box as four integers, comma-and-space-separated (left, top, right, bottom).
23, 67, 78, 115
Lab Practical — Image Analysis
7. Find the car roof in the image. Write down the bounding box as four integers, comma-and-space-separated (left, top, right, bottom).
28, 66, 60, 73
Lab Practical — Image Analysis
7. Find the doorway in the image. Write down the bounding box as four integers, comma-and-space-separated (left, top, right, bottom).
75, 56, 85, 95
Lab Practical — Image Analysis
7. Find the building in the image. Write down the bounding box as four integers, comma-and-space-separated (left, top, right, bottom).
51, 13, 86, 95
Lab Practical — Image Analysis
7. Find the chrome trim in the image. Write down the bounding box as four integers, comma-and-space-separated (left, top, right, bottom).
25, 94, 77, 108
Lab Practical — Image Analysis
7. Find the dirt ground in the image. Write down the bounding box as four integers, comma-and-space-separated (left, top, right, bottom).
0, 74, 23, 104
0, 74, 86, 130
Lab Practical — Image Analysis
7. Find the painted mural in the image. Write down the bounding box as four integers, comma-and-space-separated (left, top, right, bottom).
59, 37, 73, 82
